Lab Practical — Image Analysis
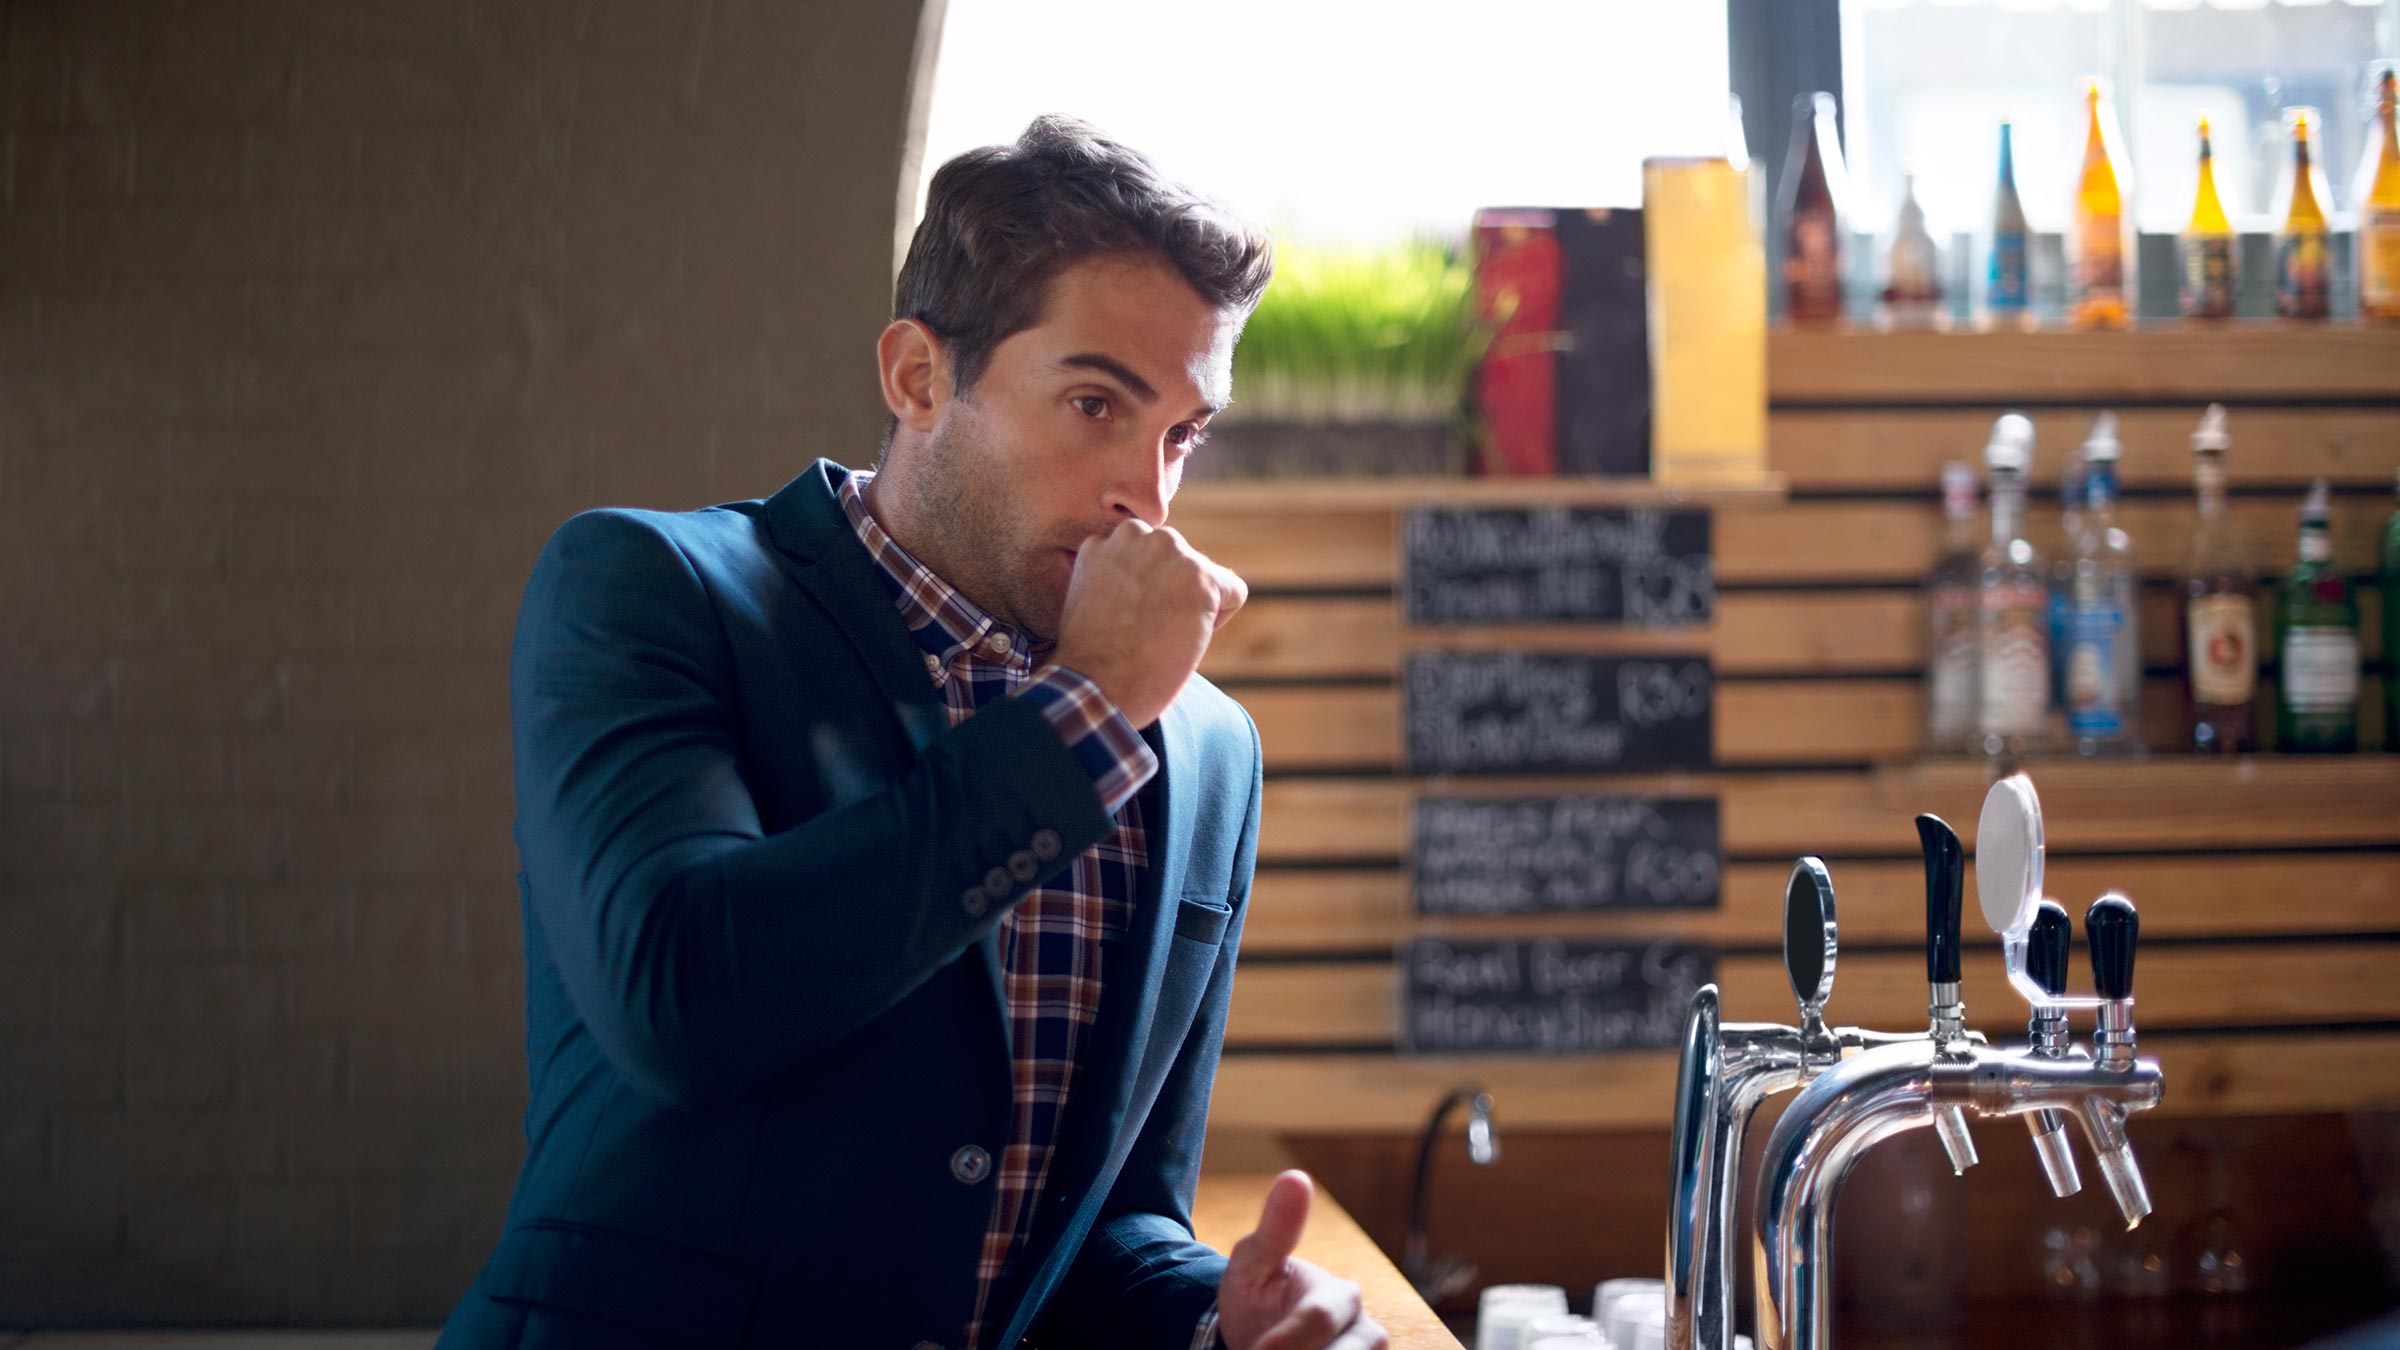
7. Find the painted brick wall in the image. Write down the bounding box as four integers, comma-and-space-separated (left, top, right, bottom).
0, 0, 930, 1325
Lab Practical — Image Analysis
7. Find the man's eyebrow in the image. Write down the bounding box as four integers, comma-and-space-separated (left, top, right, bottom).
1056, 353, 1226, 420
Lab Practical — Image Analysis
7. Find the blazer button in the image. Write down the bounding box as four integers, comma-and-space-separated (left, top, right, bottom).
982, 866, 1011, 898
913, 1343, 944, 1350
1007, 849, 1038, 882
960, 887, 988, 919
950, 1144, 991, 1185
1030, 828, 1062, 862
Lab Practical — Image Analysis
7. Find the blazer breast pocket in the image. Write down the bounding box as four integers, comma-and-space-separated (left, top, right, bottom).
1171, 894, 1233, 946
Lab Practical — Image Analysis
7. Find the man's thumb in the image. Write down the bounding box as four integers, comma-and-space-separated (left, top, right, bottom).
1239, 1169, 1313, 1268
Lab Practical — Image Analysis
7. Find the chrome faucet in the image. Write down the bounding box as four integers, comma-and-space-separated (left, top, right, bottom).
1747, 774, 2166, 1350
1664, 856, 1944, 1350
1403, 1083, 1498, 1306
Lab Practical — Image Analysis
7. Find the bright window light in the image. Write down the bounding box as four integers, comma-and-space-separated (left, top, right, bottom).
915, 0, 1732, 249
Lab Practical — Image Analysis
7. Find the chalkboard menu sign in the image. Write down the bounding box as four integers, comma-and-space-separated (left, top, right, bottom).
1413, 795, 1721, 915
1403, 506, 1713, 627
1401, 937, 1713, 1054
1404, 652, 1712, 774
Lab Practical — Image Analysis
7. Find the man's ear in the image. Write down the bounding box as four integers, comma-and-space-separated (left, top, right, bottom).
877, 319, 948, 435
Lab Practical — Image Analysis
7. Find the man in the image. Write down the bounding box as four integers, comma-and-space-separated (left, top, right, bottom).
436, 116, 1388, 1350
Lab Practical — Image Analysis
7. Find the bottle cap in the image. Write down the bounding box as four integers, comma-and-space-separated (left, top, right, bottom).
2192, 403, 2230, 454
2081, 411, 2121, 463
1984, 412, 2035, 474
2301, 477, 2330, 523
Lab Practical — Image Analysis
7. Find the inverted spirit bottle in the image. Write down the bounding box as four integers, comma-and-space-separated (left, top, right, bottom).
2275, 110, 2334, 320
2181, 118, 2237, 319
2356, 64, 2400, 322
2048, 443, 2085, 723
2070, 85, 2134, 330
2276, 479, 2359, 752
1989, 121, 2033, 328
1979, 413, 2050, 759
1780, 92, 1851, 326
1925, 461, 1982, 753
2183, 406, 2256, 754
2063, 413, 2142, 754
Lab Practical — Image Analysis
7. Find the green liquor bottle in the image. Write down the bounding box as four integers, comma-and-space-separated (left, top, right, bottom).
2276, 479, 2360, 752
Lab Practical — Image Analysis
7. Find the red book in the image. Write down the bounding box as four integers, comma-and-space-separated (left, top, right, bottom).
1471, 209, 1563, 476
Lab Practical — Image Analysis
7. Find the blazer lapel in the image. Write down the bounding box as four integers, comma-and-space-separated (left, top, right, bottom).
755, 458, 1006, 1021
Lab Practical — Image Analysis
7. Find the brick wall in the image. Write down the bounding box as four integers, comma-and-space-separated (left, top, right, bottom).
0, 0, 933, 1325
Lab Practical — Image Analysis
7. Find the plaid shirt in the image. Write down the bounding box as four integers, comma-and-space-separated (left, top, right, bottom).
839, 475, 1222, 1350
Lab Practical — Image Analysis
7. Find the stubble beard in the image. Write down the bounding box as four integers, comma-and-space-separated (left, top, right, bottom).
907, 413, 1063, 644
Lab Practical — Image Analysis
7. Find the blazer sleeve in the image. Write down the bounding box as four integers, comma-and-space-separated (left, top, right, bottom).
510, 507, 1117, 1109
1027, 710, 1263, 1350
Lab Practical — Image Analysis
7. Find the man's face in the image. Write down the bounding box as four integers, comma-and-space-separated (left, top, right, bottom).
910, 254, 1241, 642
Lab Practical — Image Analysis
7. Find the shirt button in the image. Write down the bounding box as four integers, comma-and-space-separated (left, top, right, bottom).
960, 887, 988, 918
1007, 849, 1038, 882
990, 631, 1013, 656
982, 866, 1012, 898
950, 1145, 991, 1185
1030, 828, 1063, 862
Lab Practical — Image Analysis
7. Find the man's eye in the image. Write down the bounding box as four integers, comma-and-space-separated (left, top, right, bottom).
1071, 396, 1109, 420
1171, 424, 1209, 450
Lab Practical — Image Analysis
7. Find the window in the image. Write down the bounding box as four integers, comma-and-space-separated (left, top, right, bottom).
1841, 0, 2398, 237
915, 0, 1733, 249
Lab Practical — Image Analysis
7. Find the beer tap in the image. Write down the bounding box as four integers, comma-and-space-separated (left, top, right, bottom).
2021, 901, 2082, 1197
1747, 774, 2166, 1350
1664, 859, 1927, 1350
1916, 814, 1979, 1176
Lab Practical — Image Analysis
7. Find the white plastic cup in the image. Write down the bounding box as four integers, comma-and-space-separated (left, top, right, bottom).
1592, 1278, 1664, 1344
1525, 1312, 1602, 1343
1607, 1298, 1668, 1350
1478, 1284, 1570, 1350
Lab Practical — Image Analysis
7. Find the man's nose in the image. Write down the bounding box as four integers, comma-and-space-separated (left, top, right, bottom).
1100, 441, 1172, 527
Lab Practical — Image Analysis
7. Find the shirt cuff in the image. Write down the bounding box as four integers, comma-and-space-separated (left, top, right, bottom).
1190, 1302, 1223, 1350
1011, 663, 1159, 817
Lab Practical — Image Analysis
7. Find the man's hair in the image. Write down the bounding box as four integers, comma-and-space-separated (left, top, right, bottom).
891, 115, 1274, 411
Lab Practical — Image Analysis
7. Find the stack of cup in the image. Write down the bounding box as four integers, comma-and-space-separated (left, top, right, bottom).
1477, 1284, 1570, 1350
1591, 1277, 1666, 1350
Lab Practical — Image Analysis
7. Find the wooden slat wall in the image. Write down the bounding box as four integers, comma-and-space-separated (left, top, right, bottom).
1176, 327, 2400, 1133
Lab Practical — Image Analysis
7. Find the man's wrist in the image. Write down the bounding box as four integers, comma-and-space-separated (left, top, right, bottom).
1011, 663, 1158, 815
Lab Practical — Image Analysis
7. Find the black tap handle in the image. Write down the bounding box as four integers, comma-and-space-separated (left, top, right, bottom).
2086, 894, 2139, 1000
2026, 900, 2072, 997
1917, 814, 1965, 985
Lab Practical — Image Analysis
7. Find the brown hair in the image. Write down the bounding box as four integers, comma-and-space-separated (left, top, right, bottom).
892, 115, 1274, 405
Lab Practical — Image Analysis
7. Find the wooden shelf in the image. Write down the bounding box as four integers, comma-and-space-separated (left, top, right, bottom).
1767, 324, 2400, 405
1175, 473, 1785, 511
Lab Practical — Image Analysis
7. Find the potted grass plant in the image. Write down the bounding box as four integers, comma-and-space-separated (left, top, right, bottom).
1197, 238, 1494, 478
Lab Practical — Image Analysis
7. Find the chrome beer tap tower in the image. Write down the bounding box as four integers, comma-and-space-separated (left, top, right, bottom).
1664, 830, 1977, 1350
1744, 773, 2167, 1350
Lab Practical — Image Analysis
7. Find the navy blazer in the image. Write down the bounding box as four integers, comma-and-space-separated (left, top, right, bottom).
436, 459, 1262, 1349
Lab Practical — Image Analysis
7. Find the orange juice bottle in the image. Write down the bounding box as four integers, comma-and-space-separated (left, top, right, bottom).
2070, 84, 2134, 330
2274, 109, 2333, 320
2355, 63, 2400, 322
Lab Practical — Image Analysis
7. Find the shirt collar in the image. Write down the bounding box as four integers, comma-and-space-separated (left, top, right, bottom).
837, 469, 1041, 674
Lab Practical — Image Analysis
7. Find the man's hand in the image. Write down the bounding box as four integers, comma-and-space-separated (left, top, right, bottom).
1050, 518, 1247, 729
1216, 1170, 1388, 1350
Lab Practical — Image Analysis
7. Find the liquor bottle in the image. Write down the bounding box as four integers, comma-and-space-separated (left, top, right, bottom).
2274, 110, 2334, 321
2070, 84, 2134, 330
1780, 92, 1851, 326
2181, 117, 2238, 319
1881, 170, 1944, 330
1989, 121, 2033, 328
1925, 461, 1982, 753
2048, 442, 2085, 723
2356, 63, 2400, 322
2276, 479, 2359, 752
2380, 470, 2400, 748
2183, 405, 2256, 754
2063, 413, 2142, 754
1979, 413, 2050, 759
